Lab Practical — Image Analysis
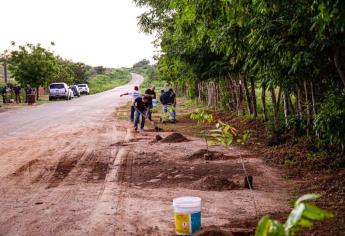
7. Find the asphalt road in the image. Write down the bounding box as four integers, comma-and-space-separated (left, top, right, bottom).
0, 74, 143, 138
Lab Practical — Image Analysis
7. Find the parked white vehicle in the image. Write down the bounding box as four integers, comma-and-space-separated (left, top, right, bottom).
68, 87, 74, 99
49, 83, 72, 101
77, 84, 90, 95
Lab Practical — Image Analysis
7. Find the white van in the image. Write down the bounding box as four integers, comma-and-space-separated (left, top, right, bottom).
49, 83, 72, 100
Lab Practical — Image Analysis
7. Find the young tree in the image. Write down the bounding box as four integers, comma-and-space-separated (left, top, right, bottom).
9, 43, 60, 99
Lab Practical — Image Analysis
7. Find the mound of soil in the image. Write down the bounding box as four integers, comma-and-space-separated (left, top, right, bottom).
190, 175, 239, 191
160, 133, 189, 143
186, 149, 225, 161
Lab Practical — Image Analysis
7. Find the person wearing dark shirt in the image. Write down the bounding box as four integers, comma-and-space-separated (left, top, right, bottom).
169, 88, 176, 122
24, 85, 32, 103
144, 86, 156, 120
133, 96, 150, 131
160, 89, 175, 123
2, 86, 7, 103
13, 85, 21, 103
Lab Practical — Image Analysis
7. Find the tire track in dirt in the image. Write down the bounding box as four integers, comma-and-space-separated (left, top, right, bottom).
81, 126, 134, 235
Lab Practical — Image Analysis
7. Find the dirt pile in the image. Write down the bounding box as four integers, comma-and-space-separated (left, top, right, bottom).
155, 135, 163, 141
190, 175, 239, 191
160, 133, 189, 143
186, 149, 225, 161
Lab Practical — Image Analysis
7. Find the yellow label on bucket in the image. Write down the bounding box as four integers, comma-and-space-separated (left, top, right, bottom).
174, 212, 190, 234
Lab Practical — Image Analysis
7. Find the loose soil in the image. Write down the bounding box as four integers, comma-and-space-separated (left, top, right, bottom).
0, 99, 297, 235
160, 132, 189, 143
190, 176, 240, 191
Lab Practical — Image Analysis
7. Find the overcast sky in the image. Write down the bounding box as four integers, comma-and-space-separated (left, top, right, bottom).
0, 0, 156, 68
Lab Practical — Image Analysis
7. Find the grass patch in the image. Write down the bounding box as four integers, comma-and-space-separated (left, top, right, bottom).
88, 69, 131, 94
139, 77, 166, 93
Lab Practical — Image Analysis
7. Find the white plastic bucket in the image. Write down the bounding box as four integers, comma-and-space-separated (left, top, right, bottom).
152, 99, 158, 107
173, 196, 202, 235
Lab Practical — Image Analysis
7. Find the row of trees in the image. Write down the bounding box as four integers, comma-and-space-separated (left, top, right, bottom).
2, 42, 105, 99
135, 0, 345, 153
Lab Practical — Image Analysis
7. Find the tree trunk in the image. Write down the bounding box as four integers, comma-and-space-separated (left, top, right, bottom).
296, 86, 303, 119
227, 79, 235, 111
276, 87, 282, 114
3, 60, 8, 83
304, 80, 311, 136
282, 91, 290, 127
238, 80, 245, 116
288, 96, 296, 115
334, 47, 345, 88
311, 81, 317, 115
36, 86, 40, 100
261, 83, 269, 121
242, 76, 253, 115
250, 77, 257, 117
232, 80, 240, 115
270, 86, 279, 128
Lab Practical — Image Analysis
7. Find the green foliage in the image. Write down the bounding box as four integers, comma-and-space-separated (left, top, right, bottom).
9, 43, 60, 89
133, 59, 150, 68
88, 69, 131, 94
207, 121, 249, 147
135, 0, 345, 154
6, 42, 107, 94
255, 194, 333, 236
190, 109, 214, 124
314, 92, 345, 151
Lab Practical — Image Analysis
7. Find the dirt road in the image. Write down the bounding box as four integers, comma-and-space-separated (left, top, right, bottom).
0, 73, 291, 235
0, 74, 143, 235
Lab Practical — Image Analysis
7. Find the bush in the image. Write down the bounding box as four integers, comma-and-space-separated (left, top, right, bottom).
314, 91, 345, 153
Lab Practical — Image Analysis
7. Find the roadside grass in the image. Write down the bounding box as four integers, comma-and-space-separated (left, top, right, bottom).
139, 77, 165, 93
88, 69, 131, 94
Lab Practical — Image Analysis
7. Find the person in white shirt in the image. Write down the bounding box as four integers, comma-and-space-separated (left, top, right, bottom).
120, 86, 141, 122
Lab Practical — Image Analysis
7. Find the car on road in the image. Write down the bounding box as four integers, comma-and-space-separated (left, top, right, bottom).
49, 83, 72, 101
77, 84, 90, 95
70, 85, 81, 97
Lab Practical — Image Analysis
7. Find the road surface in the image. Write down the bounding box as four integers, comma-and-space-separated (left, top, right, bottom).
0, 74, 143, 138
0, 74, 143, 235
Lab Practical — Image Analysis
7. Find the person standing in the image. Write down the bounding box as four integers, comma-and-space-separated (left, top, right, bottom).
133, 95, 150, 131
120, 86, 141, 122
144, 86, 156, 120
2, 85, 7, 104
24, 85, 32, 103
13, 85, 21, 103
160, 89, 175, 123
169, 88, 177, 123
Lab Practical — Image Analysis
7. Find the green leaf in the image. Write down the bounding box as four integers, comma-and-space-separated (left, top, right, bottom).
255, 217, 285, 236
207, 141, 219, 146
297, 218, 313, 228
255, 216, 271, 236
303, 204, 334, 221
